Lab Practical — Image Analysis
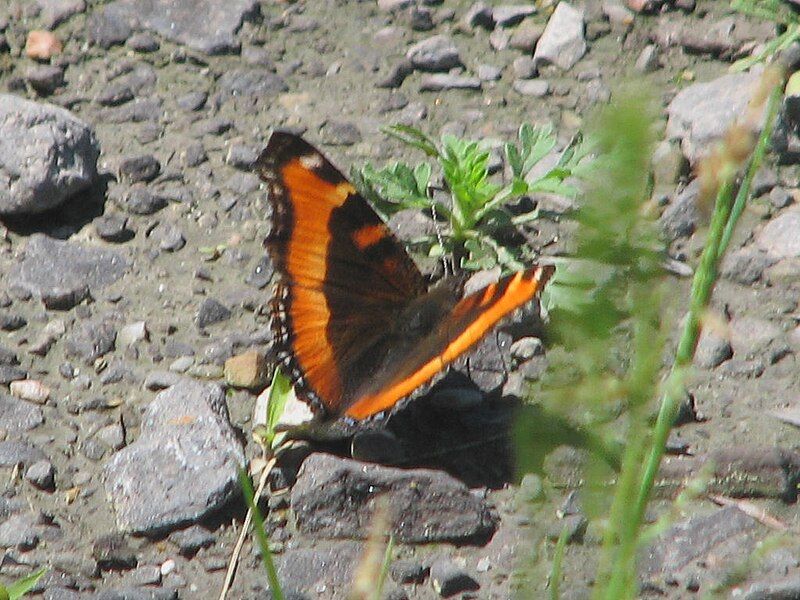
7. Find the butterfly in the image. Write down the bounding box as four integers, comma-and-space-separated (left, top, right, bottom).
256, 131, 554, 422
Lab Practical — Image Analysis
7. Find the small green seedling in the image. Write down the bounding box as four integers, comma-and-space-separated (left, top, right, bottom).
354, 123, 591, 271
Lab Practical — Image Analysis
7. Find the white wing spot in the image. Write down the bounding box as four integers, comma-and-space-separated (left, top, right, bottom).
299, 153, 324, 170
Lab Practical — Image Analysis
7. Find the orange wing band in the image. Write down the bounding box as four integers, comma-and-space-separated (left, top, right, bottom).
345, 265, 554, 419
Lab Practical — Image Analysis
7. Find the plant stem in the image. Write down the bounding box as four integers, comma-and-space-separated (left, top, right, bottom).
633, 75, 784, 530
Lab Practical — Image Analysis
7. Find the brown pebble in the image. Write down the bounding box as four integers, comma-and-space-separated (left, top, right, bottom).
25, 30, 62, 61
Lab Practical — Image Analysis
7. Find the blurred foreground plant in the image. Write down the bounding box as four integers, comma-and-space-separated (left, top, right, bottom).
516, 64, 786, 599
730, 0, 800, 71
0, 568, 46, 600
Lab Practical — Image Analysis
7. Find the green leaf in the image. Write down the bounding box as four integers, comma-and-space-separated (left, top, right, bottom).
382, 124, 439, 156
7, 568, 46, 600
264, 368, 292, 450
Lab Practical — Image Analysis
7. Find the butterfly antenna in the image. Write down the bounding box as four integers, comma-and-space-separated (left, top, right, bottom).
430, 203, 450, 277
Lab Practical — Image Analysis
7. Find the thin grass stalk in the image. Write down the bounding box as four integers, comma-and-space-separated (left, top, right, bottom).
238, 468, 284, 600
718, 84, 784, 257
633, 74, 784, 528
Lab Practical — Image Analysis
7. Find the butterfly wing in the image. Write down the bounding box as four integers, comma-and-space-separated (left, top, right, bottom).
256, 131, 428, 417
344, 264, 555, 420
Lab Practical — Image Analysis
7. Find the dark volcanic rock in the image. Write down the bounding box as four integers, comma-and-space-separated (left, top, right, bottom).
65, 317, 117, 364
195, 298, 232, 329
290, 453, 497, 543
104, 381, 245, 534
217, 68, 288, 101
118, 154, 161, 183
430, 557, 480, 597
92, 0, 259, 54
0, 95, 99, 215
9, 235, 128, 310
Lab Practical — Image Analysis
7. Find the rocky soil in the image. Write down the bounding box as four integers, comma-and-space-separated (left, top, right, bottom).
1, 0, 800, 599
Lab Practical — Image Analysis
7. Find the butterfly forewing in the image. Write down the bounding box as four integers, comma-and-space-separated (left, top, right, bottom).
257, 131, 427, 416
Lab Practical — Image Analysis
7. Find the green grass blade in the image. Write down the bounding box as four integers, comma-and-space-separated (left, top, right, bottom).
7, 568, 46, 600
238, 468, 284, 600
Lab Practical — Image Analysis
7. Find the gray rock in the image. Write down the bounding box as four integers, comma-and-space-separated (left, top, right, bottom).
407, 35, 462, 72
0, 345, 19, 365
176, 91, 207, 112
225, 143, 259, 169
118, 154, 160, 183
509, 21, 545, 52
25, 459, 56, 490
642, 506, 760, 590
92, 533, 137, 570
419, 74, 481, 92
86, 3, 135, 48
720, 248, 774, 284
321, 121, 362, 146
0, 95, 99, 215
169, 525, 215, 556
291, 453, 497, 543
635, 44, 660, 73
151, 222, 186, 252
512, 56, 537, 79
103, 96, 163, 123
408, 6, 434, 31
143, 371, 184, 391
104, 381, 245, 534
390, 560, 428, 584
462, 2, 493, 30
9, 235, 128, 309
693, 329, 733, 369
123, 186, 166, 215
0, 312, 26, 331
0, 440, 47, 467
533, 2, 586, 71
37, 0, 86, 29
666, 70, 760, 164
127, 32, 160, 53
94, 213, 132, 242
0, 365, 27, 385
730, 317, 785, 360
65, 318, 117, 364
25, 65, 65, 96
429, 558, 480, 597
660, 179, 700, 241
0, 513, 40, 550
738, 575, 800, 600
493, 5, 536, 27
275, 545, 360, 596
755, 207, 800, 259
195, 298, 231, 329
95, 0, 258, 54
476, 64, 502, 81
0, 393, 44, 434
512, 79, 550, 97
377, 60, 415, 89
217, 68, 288, 101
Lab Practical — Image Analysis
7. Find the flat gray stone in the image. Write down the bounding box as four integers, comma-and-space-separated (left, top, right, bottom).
660, 179, 700, 241
407, 35, 462, 72
9, 235, 129, 310
98, 0, 259, 54
291, 453, 497, 543
0, 94, 99, 215
0, 394, 44, 434
533, 2, 586, 71
104, 381, 245, 534
755, 207, 800, 259
419, 74, 481, 92
666, 70, 761, 164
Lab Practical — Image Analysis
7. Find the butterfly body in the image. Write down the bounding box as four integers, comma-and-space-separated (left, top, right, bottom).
257, 131, 553, 422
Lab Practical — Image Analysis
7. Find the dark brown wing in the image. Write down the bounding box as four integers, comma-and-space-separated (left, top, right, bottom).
255, 131, 427, 417
343, 264, 555, 419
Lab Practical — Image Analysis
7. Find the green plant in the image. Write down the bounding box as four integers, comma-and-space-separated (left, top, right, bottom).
730, 0, 800, 71
354, 124, 590, 271
220, 368, 293, 600
516, 67, 786, 599
0, 568, 46, 600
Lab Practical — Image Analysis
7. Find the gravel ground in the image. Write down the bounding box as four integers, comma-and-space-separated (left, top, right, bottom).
1, 1, 800, 599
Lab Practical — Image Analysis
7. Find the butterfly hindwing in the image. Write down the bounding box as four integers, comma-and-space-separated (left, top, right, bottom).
256, 131, 427, 417
343, 264, 555, 419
